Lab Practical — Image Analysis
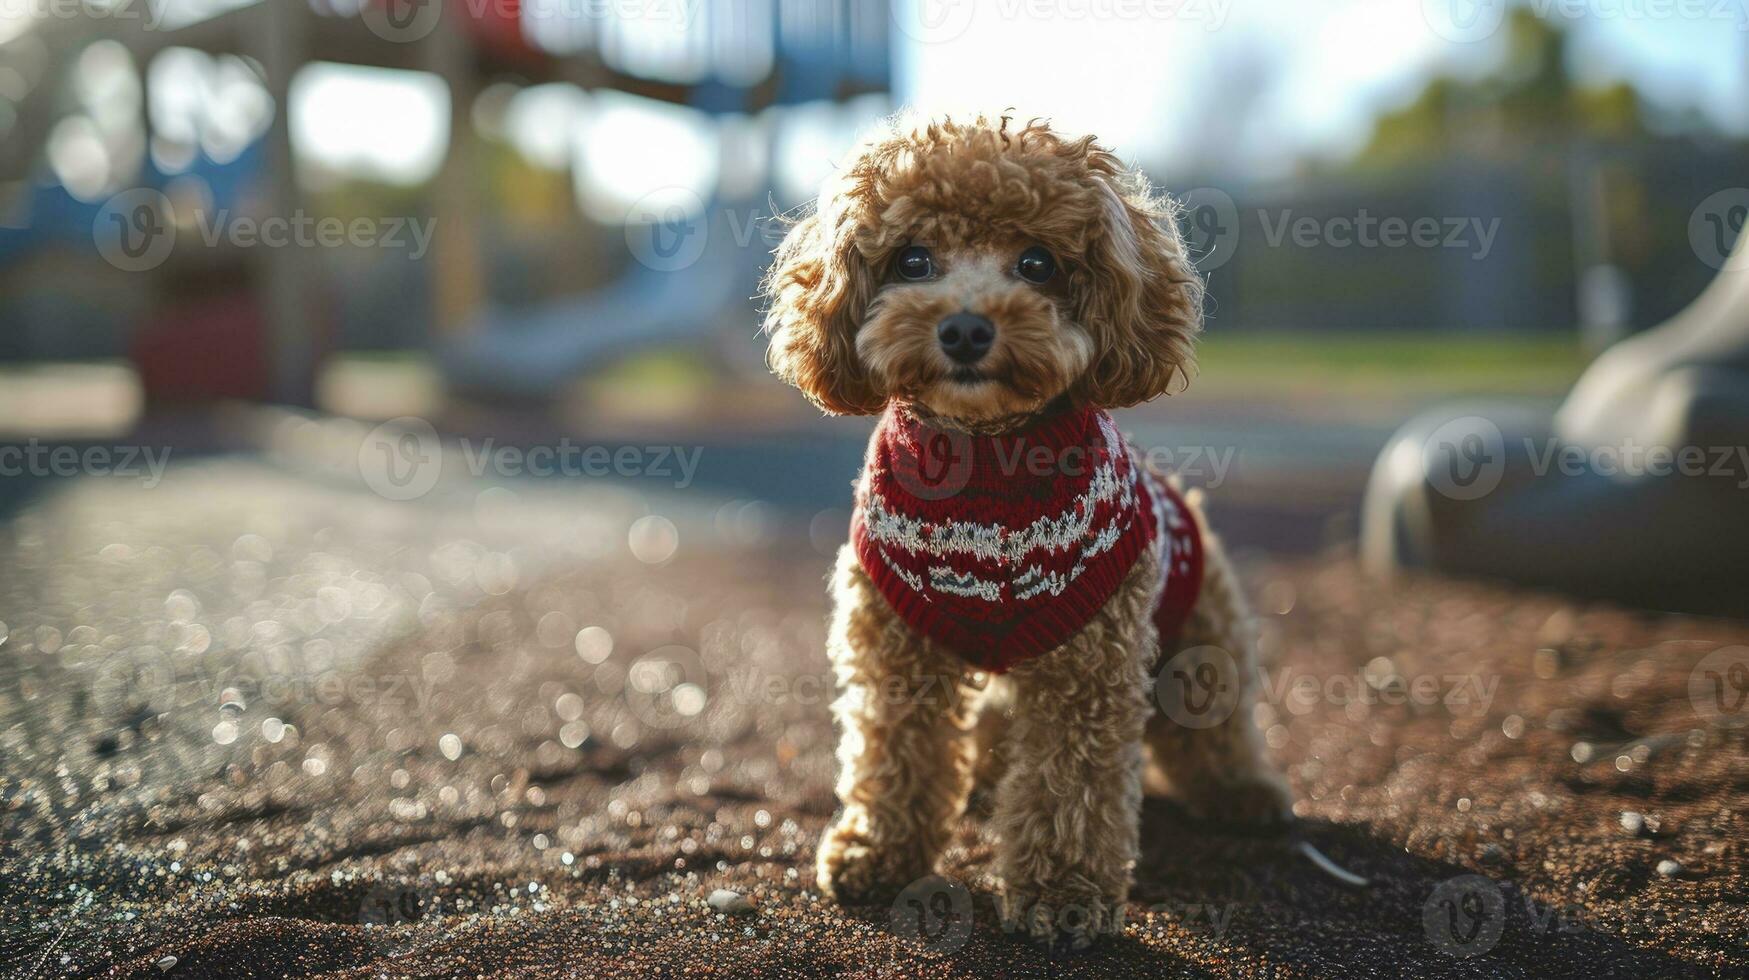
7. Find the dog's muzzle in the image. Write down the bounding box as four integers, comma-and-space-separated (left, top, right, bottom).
937, 312, 995, 366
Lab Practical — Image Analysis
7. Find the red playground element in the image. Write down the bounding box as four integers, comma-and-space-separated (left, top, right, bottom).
361, 0, 538, 59
132, 292, 278, 403
455, 0, 535, 59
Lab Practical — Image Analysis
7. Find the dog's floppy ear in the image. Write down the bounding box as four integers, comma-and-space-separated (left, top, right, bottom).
761, 193, 885, 416
1073, 172, 1205, 408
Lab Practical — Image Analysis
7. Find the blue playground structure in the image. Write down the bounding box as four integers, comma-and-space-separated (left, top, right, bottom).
0, 0, 893, 403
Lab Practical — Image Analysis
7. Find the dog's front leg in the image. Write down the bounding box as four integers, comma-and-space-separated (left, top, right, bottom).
990, 553, 1156, 949
816, 546, 977, 902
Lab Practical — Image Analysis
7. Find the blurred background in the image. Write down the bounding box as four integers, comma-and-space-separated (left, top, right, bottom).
3, 4, 1749, 976
0, 0, 1744, 558
0, 0, 1744, 568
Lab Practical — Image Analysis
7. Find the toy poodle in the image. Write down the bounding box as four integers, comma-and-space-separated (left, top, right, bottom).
760, 114, 1291, 949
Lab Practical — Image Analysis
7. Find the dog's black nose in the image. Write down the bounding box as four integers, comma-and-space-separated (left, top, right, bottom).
937, 312, 995, 365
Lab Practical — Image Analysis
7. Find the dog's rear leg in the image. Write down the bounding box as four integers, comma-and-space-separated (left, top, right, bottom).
1145, 523, 1292, 827
816, 545, 978, 901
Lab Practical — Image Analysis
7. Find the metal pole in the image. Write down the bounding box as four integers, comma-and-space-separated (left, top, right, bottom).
427, 3, 484, 340
252, 0, 318, 406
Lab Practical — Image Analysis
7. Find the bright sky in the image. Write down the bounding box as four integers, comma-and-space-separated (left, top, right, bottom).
63, 0, 1741, 207
899, 0, 1748, 177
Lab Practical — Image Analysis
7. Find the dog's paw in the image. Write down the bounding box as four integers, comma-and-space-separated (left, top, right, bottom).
815, 824, 931, 904
1180, 770, 1294, 829
998, 887, 1127, 952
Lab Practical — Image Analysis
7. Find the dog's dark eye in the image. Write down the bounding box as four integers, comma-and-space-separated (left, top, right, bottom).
1016, 246, 1056, 284
895, 245, 935, 281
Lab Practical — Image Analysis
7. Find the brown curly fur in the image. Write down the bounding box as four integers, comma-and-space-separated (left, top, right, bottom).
1145, 488, 1294, 828
764, 114, 1287, 948
763, 113, 1204, 425
814, 545, 982, 900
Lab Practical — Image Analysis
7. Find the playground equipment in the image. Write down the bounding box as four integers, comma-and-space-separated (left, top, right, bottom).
440, 198, 770, 397
441, 2, 891, 398
0, 0, 890, 403
1362, 234, 1749, 616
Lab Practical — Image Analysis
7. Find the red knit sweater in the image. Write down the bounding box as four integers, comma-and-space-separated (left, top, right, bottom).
850, 404, 1204, 674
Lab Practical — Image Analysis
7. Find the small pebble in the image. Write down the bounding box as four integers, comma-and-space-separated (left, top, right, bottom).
708, 888, 754, 914
157, 956, 177, 973
1537, 610, 1575, 647
1655, 859, 1683, 879
1533, 646, 1562, 680
1620, 811, 1662, 836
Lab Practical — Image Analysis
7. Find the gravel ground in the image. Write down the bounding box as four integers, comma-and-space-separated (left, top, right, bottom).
1, 452, 1746, 979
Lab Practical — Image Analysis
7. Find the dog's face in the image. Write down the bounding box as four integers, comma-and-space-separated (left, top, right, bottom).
762, 116, 1203, 427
